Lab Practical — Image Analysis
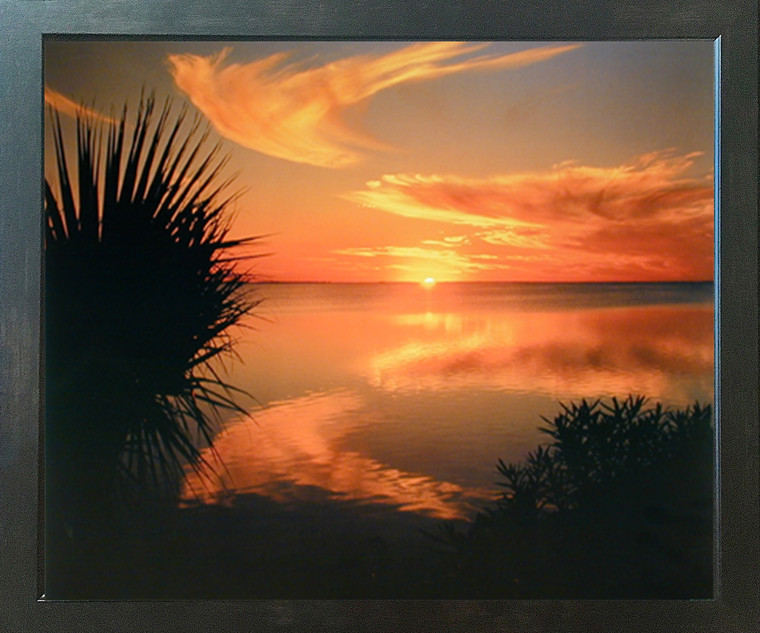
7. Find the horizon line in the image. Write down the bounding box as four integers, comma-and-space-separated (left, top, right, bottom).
250, 279, 714, 285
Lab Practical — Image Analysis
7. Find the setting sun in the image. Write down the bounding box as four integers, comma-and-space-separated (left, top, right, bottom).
422, 277, 436, 287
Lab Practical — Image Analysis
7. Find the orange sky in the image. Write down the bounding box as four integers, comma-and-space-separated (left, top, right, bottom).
45, 41, 715, 283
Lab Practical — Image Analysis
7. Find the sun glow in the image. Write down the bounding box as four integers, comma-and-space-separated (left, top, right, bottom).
422, 277, 436, 287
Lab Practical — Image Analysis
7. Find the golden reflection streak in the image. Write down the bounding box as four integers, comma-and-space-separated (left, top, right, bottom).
369, 306, 714, 403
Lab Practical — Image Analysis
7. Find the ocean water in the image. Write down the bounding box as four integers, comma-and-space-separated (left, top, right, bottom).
181, 282, 714, 521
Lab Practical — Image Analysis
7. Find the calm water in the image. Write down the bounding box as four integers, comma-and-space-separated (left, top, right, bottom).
181, 282, 714, 521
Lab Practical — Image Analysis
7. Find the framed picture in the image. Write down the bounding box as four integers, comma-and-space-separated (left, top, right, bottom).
1, 0, 757, 631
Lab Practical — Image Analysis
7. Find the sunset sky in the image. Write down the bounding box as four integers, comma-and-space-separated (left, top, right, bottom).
45, 41, 715, 283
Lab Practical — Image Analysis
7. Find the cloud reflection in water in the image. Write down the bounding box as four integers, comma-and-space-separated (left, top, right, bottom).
181, 390, 484, 520
369, 305, 712, 403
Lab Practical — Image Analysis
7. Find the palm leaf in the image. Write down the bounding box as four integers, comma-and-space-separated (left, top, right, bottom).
45, 92, 261, 508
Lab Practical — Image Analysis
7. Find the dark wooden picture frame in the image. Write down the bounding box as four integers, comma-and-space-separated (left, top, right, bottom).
1, 1, 757, 631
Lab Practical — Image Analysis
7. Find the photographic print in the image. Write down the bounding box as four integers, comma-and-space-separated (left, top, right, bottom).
43, 40, 715, 600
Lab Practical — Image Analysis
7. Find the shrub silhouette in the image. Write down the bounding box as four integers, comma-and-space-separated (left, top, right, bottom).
45, 94, 260, 535
430, 396, 713, 598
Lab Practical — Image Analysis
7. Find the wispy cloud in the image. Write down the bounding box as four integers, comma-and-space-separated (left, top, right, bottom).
44, 86, 117, 123
343, 150, 714, 281
333, 245, 511, 275
167, 42, 581, 168
349, 175, 546, 233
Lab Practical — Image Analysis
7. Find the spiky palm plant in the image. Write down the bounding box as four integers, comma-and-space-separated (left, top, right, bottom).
45, 94, 258, 523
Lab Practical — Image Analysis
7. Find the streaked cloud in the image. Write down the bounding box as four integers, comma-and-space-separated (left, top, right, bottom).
167, 42, 581, 168
350, 175, 546, 233
344, 150, 714, 281
333, 245, 511, 275
44, 86, 117, 123
421, 235, 471, 247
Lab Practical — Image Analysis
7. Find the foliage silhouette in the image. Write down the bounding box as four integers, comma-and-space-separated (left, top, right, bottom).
428, 396, 713, 598
45, 94, 260, 539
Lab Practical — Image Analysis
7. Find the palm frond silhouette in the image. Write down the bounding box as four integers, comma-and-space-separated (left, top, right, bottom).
45, 94, 260, 518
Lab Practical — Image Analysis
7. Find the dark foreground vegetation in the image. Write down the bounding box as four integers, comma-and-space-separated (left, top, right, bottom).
44, 94, 258, 596
429, 396, 713, 598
